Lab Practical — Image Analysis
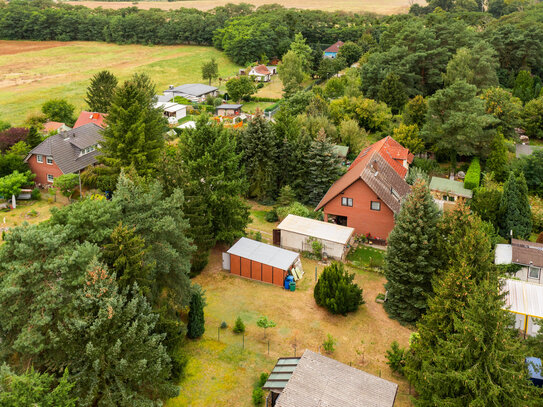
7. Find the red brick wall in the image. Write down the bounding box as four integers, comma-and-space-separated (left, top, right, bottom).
27, 154, 64, 185
323, 179, 396, 240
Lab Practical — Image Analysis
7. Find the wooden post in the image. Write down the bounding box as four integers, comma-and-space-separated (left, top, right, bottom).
218, 326, 220, 341
268, 340, 270, 355
525, 314, 529, 339
242, 332, 245, 350
78, 170, 82, 199
315, 266, 317, 281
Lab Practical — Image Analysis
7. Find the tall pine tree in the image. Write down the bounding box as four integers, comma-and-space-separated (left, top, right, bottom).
187, 286, 206, 339
499, 172, 532, 239
378, 72, 407, 114
384, 180, 441, 324
84, 70, 118, 113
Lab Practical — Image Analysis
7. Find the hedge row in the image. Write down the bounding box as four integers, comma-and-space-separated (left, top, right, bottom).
464, 157, 481, 190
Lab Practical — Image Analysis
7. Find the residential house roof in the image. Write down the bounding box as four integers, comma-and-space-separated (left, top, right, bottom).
251, 64, 271, 75
25, 123, 103, 174
167, 84, 218, 97
154, 102, 187, 113
495, 239, 543, 269
73, 111, 107, 129
155, 94, 173, 103
315, 137, 412, 213
429, 177, 473, 198
271, 350, 398, 407
324, 41, 344, 53
227, 237, 300, 271
516, 144, 543, 158
277, 214, 355, 245
43, 121, 66, 133
216, 104, 243, 109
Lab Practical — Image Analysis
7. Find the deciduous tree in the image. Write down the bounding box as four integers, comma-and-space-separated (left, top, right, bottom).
201, 58, 219, 86
225, 76, 255, 102
41, 99, 76, 126
279, 50, 305, 98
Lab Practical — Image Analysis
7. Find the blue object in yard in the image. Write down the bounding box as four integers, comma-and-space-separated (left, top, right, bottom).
526, 357, 543, 387
284, 275, 294, 290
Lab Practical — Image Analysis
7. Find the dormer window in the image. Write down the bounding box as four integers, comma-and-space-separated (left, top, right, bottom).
391, 187, 400, 200
80, 145, 97, 156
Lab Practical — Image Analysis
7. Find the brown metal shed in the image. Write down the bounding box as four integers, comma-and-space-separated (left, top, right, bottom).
223, 238, 301, 287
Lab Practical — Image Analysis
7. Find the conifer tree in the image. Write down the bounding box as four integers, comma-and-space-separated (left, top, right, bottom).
187, 286, 206, 339
303, 129, 342, 206
486, 132, 509, 182
384, 180, 441, 324
239, 112, 279, 200
184, 192, 215, 274
84, 70, 118, 113
25, 126, 41, 149
378, 72, 407, 114
499, 172, 532, 239
513, 70, 534, 104
99, 73, 166, 176
403, 95, 427, 128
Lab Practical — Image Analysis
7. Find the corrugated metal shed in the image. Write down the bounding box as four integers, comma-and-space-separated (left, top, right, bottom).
273, 350, 398, 407
277, 215, 354, 245
503, 279, 543, 319
227, 238, 299, 271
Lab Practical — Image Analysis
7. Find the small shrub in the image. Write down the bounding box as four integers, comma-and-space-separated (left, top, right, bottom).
257, 83, 264, 89
254, 231, 262, 242
311, 238, 323, 259
265, 209, 278, 222
278, 185, 296, 206
322, 334, 336, 353
376, 293, 385, 301
256, 316, 276, 338
258, 373, 269, 387
464, 157, 481, 190
368, 256, 384, 269
314, 262, 364, 315
385, 341, 406, 375
233, 316, 245, 334
170, 349, 189, 381
220, 321, 228, 329
27, 209, 38, 218
406, 167, 429, 185
31, 188, 41, 200
252, 388, 264, 406
276, 201, 312, 220
537, 232, 543, 244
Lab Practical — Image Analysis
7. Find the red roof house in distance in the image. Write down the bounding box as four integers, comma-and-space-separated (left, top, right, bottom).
315, 136, 414, 241
42, 121, 71, 134
73, 111, 107, 129
323, 41, 344, 58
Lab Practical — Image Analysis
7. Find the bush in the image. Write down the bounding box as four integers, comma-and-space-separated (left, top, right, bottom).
255, 231, 262, 242
252, 388, 264, 406
233, 316, 245, 334
314, 262, 364, 315
406, 167, 429, 185
530, 195, 543, 233
322, 334, 336, 353
264, 101, 281, 112
385, 341, 406, 375
464, 157, 481, 190
256, 83, 264, 89
170, 348, 189, 381
31, 188, 41, 200
311, 239, 323, 259
537, 232, 543, 244
413, 157, 439, 174
276, 202, 315, 220
174, 96, 192, 104
220, 321, 228, 329
251, 96, 281, 102
265, 209, 278, 222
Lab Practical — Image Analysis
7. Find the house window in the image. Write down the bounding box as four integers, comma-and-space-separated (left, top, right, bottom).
370, 201, 381, 211
46, 156, 53, 165
36, 154, 43, 163
529, 266, 541, 279
341, 197, 353, 207
47, 174, 54, 183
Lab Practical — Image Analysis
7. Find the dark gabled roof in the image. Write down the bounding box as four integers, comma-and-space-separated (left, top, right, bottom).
511, 239, 543, 268
216, 104, 243, 109
25, 123, 103, 174
273, 350, 398, 407
324, 41, 344, 53
168, 83, 218, 97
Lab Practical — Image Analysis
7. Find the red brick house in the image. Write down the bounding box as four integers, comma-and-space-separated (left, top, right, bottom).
24, 123, 103, 186
73, 111, 107, 129
315, 137, 413, 241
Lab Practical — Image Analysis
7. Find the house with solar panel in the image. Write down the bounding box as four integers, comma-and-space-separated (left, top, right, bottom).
263, 350, 398, 407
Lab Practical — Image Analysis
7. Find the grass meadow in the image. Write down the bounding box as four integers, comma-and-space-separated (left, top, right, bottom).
0, 41, 241, 125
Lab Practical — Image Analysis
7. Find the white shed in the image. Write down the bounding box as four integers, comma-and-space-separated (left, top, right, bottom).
275, 214, 355, 260
502, 278, 543, 337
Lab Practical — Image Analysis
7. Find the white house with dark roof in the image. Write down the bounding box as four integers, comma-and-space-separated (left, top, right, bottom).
163, 84, 219, 103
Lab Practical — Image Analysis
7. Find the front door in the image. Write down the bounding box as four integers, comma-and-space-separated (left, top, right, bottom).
273, 229, 281, 246
222, 252, 231, 270
334, 215, 348, 226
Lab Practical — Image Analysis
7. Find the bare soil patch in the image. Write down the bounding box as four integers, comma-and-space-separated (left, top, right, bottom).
0, 40, 69, 56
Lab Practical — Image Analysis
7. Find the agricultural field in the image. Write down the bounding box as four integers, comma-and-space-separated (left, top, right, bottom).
168, 207, 414, 407
0, 41, 241, 125
64, 0, 423, 15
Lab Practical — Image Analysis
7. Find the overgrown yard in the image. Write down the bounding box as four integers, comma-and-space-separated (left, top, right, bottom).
0, 41, 241, 125
169, 247, 413, 406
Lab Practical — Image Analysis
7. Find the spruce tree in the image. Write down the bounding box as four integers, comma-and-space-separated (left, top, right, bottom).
99, 73, 166, 176
378, 72, 407, 114
303, 129, 342, 206
187, 286, 206, 339
84, 70, 118, 113
486, 132, 508, 182
499, 172, 532, 239
184, 192, 215, 275
384, 180, 441, 324
25, 126, 42, 148
239, 112, 279, 200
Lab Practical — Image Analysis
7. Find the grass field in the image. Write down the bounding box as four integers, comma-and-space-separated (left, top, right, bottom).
168, 205, 414, 406
64, 0, 423, 15
0, 41, 241, 125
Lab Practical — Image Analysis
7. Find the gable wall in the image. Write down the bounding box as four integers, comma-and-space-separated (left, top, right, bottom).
27, 154, 64, 185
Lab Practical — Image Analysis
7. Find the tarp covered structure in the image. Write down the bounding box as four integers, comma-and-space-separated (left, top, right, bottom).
502, 279, 543, 336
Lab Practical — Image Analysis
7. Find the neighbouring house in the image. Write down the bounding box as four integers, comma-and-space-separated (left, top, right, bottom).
315, 137, 413, 241
163, 84, 219, 103
267, 66, 278, 75
154, 102, 187, 124
222, 237, 303, 287
429, 176, 473, 210
502, 278, 543, 337
516, 144, 543, 158
263, 349, 398, 407
42, 121, 71, 134
215, 104, 243, 116
249, 64, 272, 82
155, 94, 173, 103
73, 111, 107, 129
24, 123, 102, 186
323, 41, 344, 58
275, 214, 355, 260
495, 239, 543, 284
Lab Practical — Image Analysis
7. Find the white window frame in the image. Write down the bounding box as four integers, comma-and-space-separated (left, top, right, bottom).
36, 154, 43, 163
341, 197, 353, 207
46, 156, 53, 165
370, 201, 381, 211
47, 174, 54, 183
529, 266, 541, 279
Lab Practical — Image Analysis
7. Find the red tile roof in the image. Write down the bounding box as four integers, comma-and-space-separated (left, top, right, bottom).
324, 41, 344, 53
315, 136, 412, 212
253, 64, 271, 75
73, 111, 107, 129
43, 121, 65, 133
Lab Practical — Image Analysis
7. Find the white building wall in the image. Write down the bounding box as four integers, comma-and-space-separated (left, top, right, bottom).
515, 266, 543, 285
279, 230, 346, 260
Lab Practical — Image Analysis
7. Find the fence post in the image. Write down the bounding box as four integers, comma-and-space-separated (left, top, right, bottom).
218, 326, 220, 341
268, 340, 270, 355
242, 332, 245, 350
315, 266, 317, 281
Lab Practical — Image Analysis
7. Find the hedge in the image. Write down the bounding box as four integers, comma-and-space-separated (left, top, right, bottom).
250, 96, 281, 102
264, 101, 281, 113
464, 158, 481, 190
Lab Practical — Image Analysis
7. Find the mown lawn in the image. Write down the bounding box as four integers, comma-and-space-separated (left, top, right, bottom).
0, 40, 241, 125
347, 245, 386, 269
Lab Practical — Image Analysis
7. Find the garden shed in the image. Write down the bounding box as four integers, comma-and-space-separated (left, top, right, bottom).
223, 237, 302, 287
275, 214, 355, 260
